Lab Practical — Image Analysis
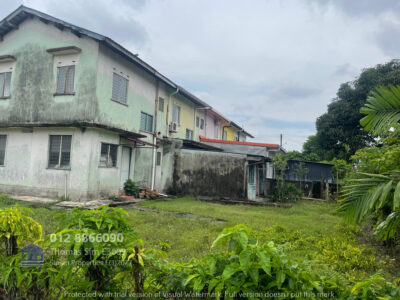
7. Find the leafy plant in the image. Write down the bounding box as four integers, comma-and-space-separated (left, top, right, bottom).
48, 206, 140, 296
339, 85, 400, 241
0, 206, 42, 299
124, 179, 140, 197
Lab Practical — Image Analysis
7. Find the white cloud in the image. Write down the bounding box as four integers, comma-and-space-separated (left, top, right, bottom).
2, 0, 399, 150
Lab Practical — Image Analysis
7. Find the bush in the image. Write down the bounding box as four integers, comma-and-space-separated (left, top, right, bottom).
272, 182, 303, 202
124, 179, 140, 196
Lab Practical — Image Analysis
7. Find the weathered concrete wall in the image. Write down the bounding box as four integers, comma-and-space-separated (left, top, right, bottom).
164, 147, 247, 199
0, 18, 99, 126
0, 127, 134, 201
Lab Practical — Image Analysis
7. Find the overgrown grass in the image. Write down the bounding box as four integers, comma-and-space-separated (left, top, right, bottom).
0, 195, 397, 283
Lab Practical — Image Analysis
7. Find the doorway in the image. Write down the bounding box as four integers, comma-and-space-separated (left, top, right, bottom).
120, 146, 132, 189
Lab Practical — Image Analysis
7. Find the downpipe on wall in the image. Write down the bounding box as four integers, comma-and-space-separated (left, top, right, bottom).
151, 80, 160, 190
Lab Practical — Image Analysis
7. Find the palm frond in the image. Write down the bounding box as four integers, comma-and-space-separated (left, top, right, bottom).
338, 172, 399, 224
375, 211, 400, 240
360, 85, 400, 136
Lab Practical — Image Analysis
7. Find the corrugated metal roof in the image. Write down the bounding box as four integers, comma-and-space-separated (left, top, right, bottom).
199, 136, 279, 148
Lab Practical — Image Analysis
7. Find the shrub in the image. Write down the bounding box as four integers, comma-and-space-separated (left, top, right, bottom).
124, 179, 140, 197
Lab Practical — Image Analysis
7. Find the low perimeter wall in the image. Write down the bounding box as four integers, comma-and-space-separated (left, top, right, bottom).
165, 148, 247, 199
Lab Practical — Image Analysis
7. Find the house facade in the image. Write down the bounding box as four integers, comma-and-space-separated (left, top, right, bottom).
0, 6, 257, 201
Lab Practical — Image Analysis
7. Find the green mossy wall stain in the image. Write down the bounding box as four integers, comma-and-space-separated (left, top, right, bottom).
1, 43, 99, 125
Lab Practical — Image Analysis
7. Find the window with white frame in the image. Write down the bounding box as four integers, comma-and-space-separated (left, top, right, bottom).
99, 143, 118, 167
56, 66, 75, 94
48, 135, 72, 169
172, 104, 181, 124
0, 135, 6, 165
200, 118, 204, 130
186, 129, 193, 140
196, 117, 199, 127
112, 73, 128, 104
140, 112, 153, 132
0, 72, 11, 98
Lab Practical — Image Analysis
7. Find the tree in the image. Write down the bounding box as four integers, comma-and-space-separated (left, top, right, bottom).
310, 60, 400, 161
339, 85, 400, 241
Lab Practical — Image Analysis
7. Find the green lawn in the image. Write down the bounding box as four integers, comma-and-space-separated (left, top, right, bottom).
131, 198, 340, 260
0, 195, 397, 282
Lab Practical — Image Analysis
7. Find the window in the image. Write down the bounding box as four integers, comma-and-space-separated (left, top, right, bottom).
172, 104, 181, 124
99, 143, 118, 167
0, 135, 6, 165
112, 73, 128, 104
56, 66, 75, 94
158, 97, 164, 112
186, 129, 193, 140
200, 118, 204, 130
156, 152, 162, 166
0, 72, 11, 98
196, 117, 199, 127
48, 135, 72, 169
140, 112, 153, 132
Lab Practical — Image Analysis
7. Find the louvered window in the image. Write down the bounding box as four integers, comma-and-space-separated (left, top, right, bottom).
186, 129, 193, 140
0, 72, 11, 98
140, 112, 153, 132
56, 66, 75, 94
112, 73, 128, 104
99, 143, 118, 167
0, 135, 6, 165
48, 135, 72, 169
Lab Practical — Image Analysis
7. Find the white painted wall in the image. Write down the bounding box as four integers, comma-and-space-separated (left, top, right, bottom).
0, 127, 135, 200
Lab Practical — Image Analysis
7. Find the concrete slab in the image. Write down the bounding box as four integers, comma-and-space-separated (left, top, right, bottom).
11, 195, 59, 204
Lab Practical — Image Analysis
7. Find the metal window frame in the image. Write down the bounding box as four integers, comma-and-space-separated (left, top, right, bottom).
140, 111, 153, 133
48, 134, 72, 169
56, 65, 75, 95
99, 142, 119, 168
111, 72, 128, 104
0, 134, 7, 166
0, 71, 11, 98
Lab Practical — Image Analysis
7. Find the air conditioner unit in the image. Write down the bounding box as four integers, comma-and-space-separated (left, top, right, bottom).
169, 122, 178, 133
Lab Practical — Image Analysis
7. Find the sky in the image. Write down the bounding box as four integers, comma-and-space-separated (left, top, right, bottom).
1, 0, 399, 150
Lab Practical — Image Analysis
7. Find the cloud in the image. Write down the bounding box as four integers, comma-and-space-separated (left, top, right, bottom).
2, 0, 399, 150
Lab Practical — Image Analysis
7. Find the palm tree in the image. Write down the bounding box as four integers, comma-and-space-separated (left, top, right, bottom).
339, 85, 400, 240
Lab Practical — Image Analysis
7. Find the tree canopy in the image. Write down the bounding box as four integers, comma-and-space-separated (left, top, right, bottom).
306, 60, 400, 161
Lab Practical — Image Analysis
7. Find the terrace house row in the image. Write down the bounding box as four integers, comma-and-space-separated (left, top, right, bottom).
0, 6, 253, 200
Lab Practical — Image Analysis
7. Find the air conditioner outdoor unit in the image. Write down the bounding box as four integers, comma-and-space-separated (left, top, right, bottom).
169, 122, 178, 133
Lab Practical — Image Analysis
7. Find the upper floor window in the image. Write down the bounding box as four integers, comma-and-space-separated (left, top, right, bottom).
186, 129, 193, 140
158, 97, 164, 112
196, 117, 200, 127
200, 118, 204, 130
140, 112, 153, 132
0, 72, 11, 98
0, 135, 6, 166
56, 66, 75, 95
99, 143, 118, 167
172, 104, 181, 124
48, 135, 72, 169
112, 73, 128, 104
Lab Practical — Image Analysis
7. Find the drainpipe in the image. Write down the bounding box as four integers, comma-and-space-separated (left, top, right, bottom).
166, 87, 180, 137
151, 80, 160, 190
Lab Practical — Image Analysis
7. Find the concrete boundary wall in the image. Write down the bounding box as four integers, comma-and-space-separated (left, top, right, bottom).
163, 145, 247, 199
